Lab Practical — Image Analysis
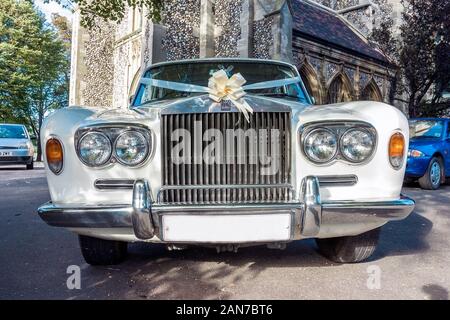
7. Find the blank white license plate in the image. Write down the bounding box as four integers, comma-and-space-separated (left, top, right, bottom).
0, 151, 12, 156
162, 214, 292, 243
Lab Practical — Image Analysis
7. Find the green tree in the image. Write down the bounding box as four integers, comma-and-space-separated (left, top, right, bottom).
0, 0, 68, 160
48, 0, 162, 28
400, 0, 450, 117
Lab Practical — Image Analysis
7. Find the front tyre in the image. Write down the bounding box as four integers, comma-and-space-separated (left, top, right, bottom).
316, 228, 380, 263
79, 235, 128, 265
418, 157, 443, 190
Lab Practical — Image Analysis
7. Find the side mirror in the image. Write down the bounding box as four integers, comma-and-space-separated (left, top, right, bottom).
311, 97, 316, 105
129, 94, 135, 105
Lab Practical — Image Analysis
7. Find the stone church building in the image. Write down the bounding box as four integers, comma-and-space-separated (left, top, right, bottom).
69, 0, 402, 110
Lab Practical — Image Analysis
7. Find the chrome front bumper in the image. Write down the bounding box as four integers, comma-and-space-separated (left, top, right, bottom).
37, 177, 415, 241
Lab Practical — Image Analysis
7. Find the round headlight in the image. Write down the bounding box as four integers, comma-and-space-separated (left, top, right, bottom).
303, 128, 338, 163
340, 129, 375, 163
78, 132, 112, 166
114, 131, 149, 166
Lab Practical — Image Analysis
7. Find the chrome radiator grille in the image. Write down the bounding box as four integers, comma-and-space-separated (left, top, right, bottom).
160, 112, 292, 204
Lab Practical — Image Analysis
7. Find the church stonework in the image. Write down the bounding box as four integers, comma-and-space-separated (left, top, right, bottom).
69, 0, 403, 112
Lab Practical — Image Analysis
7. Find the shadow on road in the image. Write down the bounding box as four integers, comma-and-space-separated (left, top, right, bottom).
422, 284, 449, 300
67, 239, 338, 299
373, 212, 432, 260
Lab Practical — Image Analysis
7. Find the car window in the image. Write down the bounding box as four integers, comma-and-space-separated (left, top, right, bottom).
409, 120, 444, 139
0, 125, 27, 139
133, 61, 310, 106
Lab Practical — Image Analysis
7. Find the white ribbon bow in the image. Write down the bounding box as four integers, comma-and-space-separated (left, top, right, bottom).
140, 73, 304, 121
208, 70, 254, 122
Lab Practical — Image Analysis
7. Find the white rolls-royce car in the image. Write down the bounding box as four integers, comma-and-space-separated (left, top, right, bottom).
38, 58, 415, 265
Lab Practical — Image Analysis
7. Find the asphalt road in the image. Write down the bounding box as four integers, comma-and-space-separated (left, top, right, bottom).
0, 165, 449, 300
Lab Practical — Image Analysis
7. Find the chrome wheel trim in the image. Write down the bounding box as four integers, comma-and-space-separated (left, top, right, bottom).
430, 161, 441, 187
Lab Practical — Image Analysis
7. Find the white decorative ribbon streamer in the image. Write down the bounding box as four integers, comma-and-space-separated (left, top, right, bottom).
140, 71, 301, 122
140, 78, 207, 93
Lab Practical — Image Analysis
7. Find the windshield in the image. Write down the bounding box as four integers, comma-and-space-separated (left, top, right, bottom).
0, 125, 27, 139
409, 120, 444, 139
133, 61, 310, 106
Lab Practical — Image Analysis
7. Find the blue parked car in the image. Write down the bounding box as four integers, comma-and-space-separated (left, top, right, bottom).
406, 118, 450, 189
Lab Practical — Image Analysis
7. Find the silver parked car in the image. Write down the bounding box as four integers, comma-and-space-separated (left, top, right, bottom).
0, 124, 35, 169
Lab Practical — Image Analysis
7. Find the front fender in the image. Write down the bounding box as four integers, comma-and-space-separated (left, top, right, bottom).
41, 106, 162, 205
294, 101, 409, 201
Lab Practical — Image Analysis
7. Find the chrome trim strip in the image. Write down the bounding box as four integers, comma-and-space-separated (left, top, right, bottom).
159, 183, 293, 190
152, 203, 302, 214
317, 175, 358, 186
94, 179, 135, 190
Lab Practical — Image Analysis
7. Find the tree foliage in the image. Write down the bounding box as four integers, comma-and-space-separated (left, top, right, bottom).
399, 0, 450, 117
48, 0, 162, 28
369, 1, 399, 62
0, 0, 69, 160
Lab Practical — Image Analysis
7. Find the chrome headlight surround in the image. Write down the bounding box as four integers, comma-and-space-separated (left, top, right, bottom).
75, 124, 153, 168
299, 121, 377, 165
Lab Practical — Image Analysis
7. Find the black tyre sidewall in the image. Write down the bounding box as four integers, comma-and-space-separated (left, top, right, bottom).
79, 235, 128, 266
316, 228, 380, 263
419, 157, 443, 190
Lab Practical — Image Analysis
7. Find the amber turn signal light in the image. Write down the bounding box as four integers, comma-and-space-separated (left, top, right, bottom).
46, 138, 63, 175
389, 132, 405, 169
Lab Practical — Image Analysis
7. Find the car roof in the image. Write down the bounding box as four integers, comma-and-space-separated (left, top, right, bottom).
145, 58, 297, 74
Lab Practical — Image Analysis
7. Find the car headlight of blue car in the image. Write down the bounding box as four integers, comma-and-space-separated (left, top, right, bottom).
408, 149, 425, 158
